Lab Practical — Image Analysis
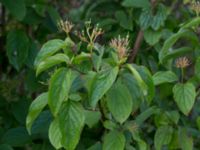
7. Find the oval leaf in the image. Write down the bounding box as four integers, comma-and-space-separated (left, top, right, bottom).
48, 68, 72, 116
36, 53, 70, 76
26, 92, 48, 134
89, 67, 119, 108
106, 81, 132, 124
173, 82, 196, 115
153, 71, 178, 86
49, 118, 62, 149
34, 39, 66, 67
154, 126, 173, 150
59, 101, 85, 150
103, 130, 125, 150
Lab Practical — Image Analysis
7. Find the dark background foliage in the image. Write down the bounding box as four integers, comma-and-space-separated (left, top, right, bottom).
0, 0, 199, 150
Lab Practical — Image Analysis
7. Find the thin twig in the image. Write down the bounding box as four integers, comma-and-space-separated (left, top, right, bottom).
128, 0, 157, 63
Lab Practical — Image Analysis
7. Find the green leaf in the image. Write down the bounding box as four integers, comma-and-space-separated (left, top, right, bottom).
0, 0, 26, 20
144, 29, 162, 45
0, 144, 13, 150
89, 67, 119, 108
181, 17, 200, 29
154, 126, 173, 150
151, 4, 167, 30
159, 29, 199, 63
2, 127, 31, 147
122, 0, 150, 8
87, 142, 102, 150
126, 64, 148, 97
103, 131, 125, 150
59, 101, 85, 150
48, 68, 73, 116
121, 73, 143, 113
6, 29, 29, 71
195, 57, 200, 76
34, 39, 67, 67
106, 81, 132, 124
133, 65, 155, 103
49, 118, 62, 149
92, 44, 104, 71
115, 11, 133, 30
139, 9, 152, 30
178, 127, 193, 150
173, 82, 196, 115
26, 92, 48, 134
135, 106, 159, 126
161, 47, 193, 63
84, 110, 101, 128
36, 53, 70, 76
153, 71, 178, 86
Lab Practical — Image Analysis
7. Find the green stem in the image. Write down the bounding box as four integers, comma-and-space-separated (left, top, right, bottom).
181, 68, 184, 83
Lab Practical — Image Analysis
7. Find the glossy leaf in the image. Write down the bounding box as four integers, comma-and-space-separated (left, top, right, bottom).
36, 53, 70, 76
59, 101, 85, 150
154, 126, 173, 150
48, 68, 72, 116
153, 71, 178, 86
173, 82, 196, 115
106, 81, 132, 124
34, 39, 66, 67
89, 67, 119, 108
103, 131, 125, 150
26, 92, 48, 134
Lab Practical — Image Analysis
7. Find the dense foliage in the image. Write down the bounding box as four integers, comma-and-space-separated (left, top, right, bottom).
1, 0, 200, 150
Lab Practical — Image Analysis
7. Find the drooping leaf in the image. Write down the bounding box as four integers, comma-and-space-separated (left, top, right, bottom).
153, 71, 178, 86
154, 126, 173, 150
36, 53, 70, 76
49, 118, 62, 149
103, 130, 125, 150
59, 101, 85, 150
26, 92, 48, 134
89, 67, 119, 108
6, 29, 29, 71
106, 81, 132, 124
132, 65, 155, 103
126, 64, 148, 97
121, 73, 143, 113
173, 82, 196, 115
0, 0, 26, 20
159, 29, 199, 63
161, 47, 193, 63
48, 68, 73, 116
34, 39, 67, 67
